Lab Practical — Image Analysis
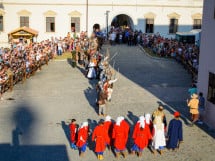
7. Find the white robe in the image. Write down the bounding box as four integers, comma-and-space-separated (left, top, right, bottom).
152, 124, 166, 149
87, 62, 96, 79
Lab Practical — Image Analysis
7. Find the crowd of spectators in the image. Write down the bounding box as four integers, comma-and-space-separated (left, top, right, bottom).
0, 30, 108, 101
140, 33, 199, 80
108, 27, 199, 81
0, 32, 90, 100
0, 26, 200, 100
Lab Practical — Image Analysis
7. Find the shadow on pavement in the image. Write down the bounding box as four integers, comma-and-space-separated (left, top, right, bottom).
107, 45, 215, 138
0, 102, 70, 161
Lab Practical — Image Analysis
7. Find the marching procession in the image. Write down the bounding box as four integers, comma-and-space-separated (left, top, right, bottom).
66, 30, 184, 160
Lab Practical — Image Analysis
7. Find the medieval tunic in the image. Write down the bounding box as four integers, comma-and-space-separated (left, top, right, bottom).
76, 125, 88, 152
167, 118, 183, 149
132, 122, 152, 150
92, 124, 107, 153
112, 118, 129, 151
151, 117, 166, 150
121, 120, 130, 146
188, 97, 199, 114
69, 123, 77, 143
103, 120, 113, 146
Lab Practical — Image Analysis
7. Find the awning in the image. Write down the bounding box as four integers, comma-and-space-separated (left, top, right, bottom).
8, 26, 38, 39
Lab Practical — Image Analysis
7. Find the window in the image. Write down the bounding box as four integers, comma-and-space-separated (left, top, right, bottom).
193, 19, 201, 29
169, 18, 178, 34
20, 16, 29, 27
208, 72, 215, 104
71, 17, 80, 32
145, 19, 154, 33
46, 17, 55, 32
0, 15, 3, 31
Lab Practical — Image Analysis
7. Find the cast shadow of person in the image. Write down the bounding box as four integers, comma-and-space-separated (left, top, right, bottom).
84, 86, 99, 114
126, 111, 139, 153
76, 65, 87, 77
87, 119, 98, 156
60, 121, 71, 145
11, 103, 36, 161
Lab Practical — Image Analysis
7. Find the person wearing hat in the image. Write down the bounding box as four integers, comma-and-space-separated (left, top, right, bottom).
92, 120, 108, 160
76, 122, 89, 157
166, 111, 183, 151
187, 93, 199, 126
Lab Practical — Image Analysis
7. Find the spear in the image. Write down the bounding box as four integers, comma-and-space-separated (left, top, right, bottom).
110, 51, 118, 61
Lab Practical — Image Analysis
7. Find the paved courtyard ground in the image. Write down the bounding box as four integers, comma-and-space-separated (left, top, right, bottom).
0, 44, 214, 161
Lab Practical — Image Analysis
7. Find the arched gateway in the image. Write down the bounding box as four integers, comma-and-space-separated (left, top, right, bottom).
111, 14, 134, 30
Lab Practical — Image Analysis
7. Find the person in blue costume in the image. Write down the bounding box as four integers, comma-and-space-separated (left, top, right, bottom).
166, 111, 183, 151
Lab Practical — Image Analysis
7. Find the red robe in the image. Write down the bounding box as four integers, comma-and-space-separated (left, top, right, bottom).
132, 122, 152, 149
121, 120, 130, 145
92, 125, 107, 152
76, 127, 88, 148
112, 120, 129, 150
103, 121, 113, 145
69, 123, 77, 143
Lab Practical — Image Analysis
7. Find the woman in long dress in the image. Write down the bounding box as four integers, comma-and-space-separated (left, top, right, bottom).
151, 116, 166, 155
87, 58, 96, 79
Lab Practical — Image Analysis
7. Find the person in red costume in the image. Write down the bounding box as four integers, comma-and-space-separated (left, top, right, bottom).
92, 120, 108, 160
69, 119, 78, 149
145, 113, 153, 147
103, 115, 114, 150
112, 116, 130, 158
76, 122, 89, 157
130, 116, 152, 157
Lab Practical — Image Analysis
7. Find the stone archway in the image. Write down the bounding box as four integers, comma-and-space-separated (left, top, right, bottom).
111, 14, 134, 30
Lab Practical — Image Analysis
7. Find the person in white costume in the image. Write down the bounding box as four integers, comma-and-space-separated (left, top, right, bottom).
151, 116, 166, 155
87, 59, 96, 79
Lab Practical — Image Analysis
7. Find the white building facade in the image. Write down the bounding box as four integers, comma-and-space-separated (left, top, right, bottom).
198, 0, 215, 129
0, 0, 203, 45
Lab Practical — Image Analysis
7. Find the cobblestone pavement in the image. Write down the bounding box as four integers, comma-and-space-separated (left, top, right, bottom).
0, 44, 214, 161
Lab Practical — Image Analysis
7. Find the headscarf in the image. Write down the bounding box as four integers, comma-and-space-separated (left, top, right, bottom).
138, 116, 145, 128
80, 121, 88, 129
105, 115, 111, 122
145, 113, 151, 124
116, 116, 123, 126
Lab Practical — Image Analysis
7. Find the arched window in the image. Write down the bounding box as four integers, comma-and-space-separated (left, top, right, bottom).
192, 13, 202, 29
68, 11, 81, 33
0, 9, 5, 31
44, 10, 57, 32
167, 12, 180, 34
17, 10, 31, 27
144, 12, 156, 33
